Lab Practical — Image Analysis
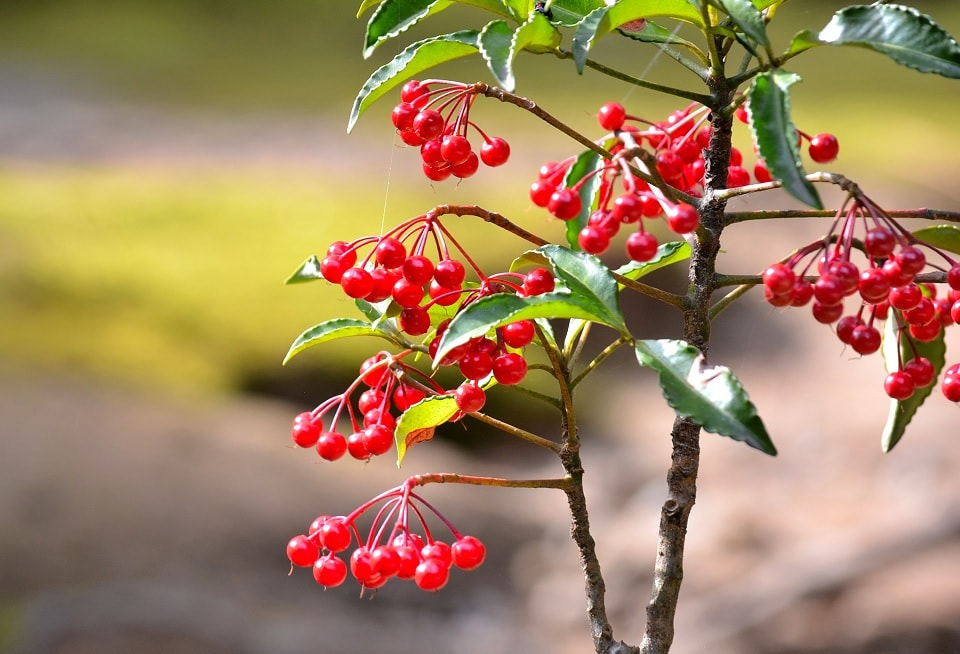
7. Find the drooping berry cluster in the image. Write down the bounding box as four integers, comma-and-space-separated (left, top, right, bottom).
761, 198, 960, 402
392, 80, 510, 181
286, 478, 486, 592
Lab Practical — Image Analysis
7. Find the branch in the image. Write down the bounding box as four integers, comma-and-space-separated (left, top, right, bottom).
468, 410, 562, 453
410, 472, 571, 491
429, 204, 549, 246
554, 50, 712, 103
726, 207, 960, 226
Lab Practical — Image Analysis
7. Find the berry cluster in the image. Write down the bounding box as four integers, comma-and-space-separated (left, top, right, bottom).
392, 80, 510, 181
761, 199, 960, 402
286, 479, 486, 592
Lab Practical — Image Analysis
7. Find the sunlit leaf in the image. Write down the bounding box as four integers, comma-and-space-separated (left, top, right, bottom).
634, 339, 776, 455
718, 0, 769, 47
283, 319, 395, 364
285, 255, 324, 284
614, 241, 691, 287
913, 224, 960, 255
363, 0, 452, 58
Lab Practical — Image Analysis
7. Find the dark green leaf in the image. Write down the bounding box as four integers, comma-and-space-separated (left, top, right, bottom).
719, 0, 769, 47
913, 224, 960, 255
634, 339, 776, 455
614, 240, 691, 286
561, 149, 607, 249
747, 70, 822, 209
537, 244, 624, 328
816, 4, 960, 78
880, 315, 946, 452
348, 31, 480, 132
283, 318, 394, 364
364, 0, 453, 58
285, 255, 324, 284
479, 20, 517, 88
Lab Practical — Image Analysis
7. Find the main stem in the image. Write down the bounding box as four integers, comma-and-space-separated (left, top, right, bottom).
639, 76, 734, 654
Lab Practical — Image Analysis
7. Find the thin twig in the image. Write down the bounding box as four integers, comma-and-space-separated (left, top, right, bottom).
571, 336, 630, 389
468, 410, 562, 453
553, 50, 712, 102
411, 472, 571, 491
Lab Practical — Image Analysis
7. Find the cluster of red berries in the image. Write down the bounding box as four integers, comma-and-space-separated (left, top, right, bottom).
392, 80, 510, 181
761, 200, 960, 402
286, 479, 486, 592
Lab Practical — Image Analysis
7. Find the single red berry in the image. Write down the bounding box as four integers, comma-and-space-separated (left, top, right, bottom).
434, 259, 465, 288
612, 193, 643, 223
909, 319, 941, 342
422, 162, 451, 182
501, 320, 536, 348
451, 535, 486, 570
459, 350, 494, 380
392, 277, 425, 308
320, 255, 346, 283
588, 210, 620, 238
790, 279, 814, 307
904, 357, 936, 388
597, 102, 626, 131
522, 268, 555, 296
849, 324, 881, 355
762, 263, 796, 297
440, 134, 472, 165
362, 407, 396, 430
754, 160, 772, 183
888, 283, 922, 311
287, 535, 320, 568
764, 285, 792, 307
395, 544, 422, 579
313, 555, 347, 587
316, 431, 347, 461
656, 151, 685, 180
347, 431, 371, 460
864, 228, 897, 258
578, 225, 611, 254
400, 130, 425, 146
359, 354, 390, 387
372, 545, 402, 578
547, 188, 582, 220
450, 152, 480, 178
375, 237, 407, 269
812, 301, 844, 324
827, 259, 860, 296
896, 246, 926, 276
454, 382, 485, 413
429, 279, 460, 306
836, 315, 863, 345
340, 267, 374, 299
858, 268, 891, 304
393, 385, 426, 411
403, 255, 435, 286
948, 263, 960, 291
291, 412, 322, 448
412, 109, 444, 141
943, 364, 960, 401
493, 352, 528, 385
361, 424, 393, 456
400, 79, 427, 103
667, 203, 698, 234
391, 102, 418, 132
726, 165, 750, 188
319, 519, 352, 553
676, 139, 701, 164
951, 299, 960, 324
350, 547, 377, 584
808, 133, 839, 163
367, 268, 400, 303
626, 231, 658, 262
399, 306, 431, 335
641, 194, 663, 217
414, 557, 450, 591
480, 136, 511, 167
529, 180, 556, 207
903, 297, 936, 325
882, 259, 914, 287
420, 139, 445, 167
327, 241, 357, 269
734, 103, 749, 124
421, 541, 453, 565
884, 371, 915, 400
813, 275, 845, 306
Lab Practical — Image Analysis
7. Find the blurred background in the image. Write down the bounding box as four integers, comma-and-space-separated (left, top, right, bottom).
1, 1, 959, 653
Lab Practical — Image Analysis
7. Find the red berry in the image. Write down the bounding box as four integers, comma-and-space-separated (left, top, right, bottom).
340, 267, 374, 299
864, 228, 896, 258
371, 545, 402, 578
547, 188, 582, 220
454, 382, 485, 413
413, 109, 444, 141
597, 102, 626, 131
313, 555, 347, 587
812, 300, 844, 324
414, 557, 450, 591
656, 151, 685, 180
943, 364, 960, 401
316, 431, 348, 461
903, 297, 935, 325
451, 535, 486, 570
884, 371, 915, 400
434, 259, 465, 288
813, 275, 845, 306
440, 134, 472, 165
450, 152, 480, 178
762, 263, 796, 297
909, 319, 941, 342
529, 180, 556, 207
904, 357, 936, 388
375, 237, 407, 269
948, 264, 960, 291
754, 160, 772, 183
836, 315, 862, 345
459, 351, 494, 380
362, 407, 396, 430
400, 130, 425, 146
501, 320, 536, 348
790, 279, 814, 307
667, 203, 698, 234
399, 306, 431, 335
319, 519, 352, 553
726, 165, 750, 188
403, 255, 435, 286
391, 102, 418, 132
421, 540, 453, 565
480, 136, 510, 167
849, 324, 881, 355
327, 241, 356, 268
291, 412, 322, 448
578, 225, 611, 254
320, 255, 346, 283
367, 268, 400, 303
347, 431, 371, 460
422, 162, 451, 181
392, 277, 425, 308
888, 283, 922, 311
827, 259, 859, 295
522, 268, 555, 296
359, 354, 390, 387
492, 352, 528, 385
858, 268, 891, 304
395, 544, 421, 579
393, 385, 426, 411
626, 231, 658, 262
400, 80, 427, 103
287, 535, 320, 568
896, 246, 926, 276
350, 547, 377, 583
429, 279, 460, 306
612, 193, 643, 223
808, 133, 839, 163
420, 139, 445, 167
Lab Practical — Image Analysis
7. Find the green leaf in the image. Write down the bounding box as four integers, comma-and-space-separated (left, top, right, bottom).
283, 318, 394, 364
358, 0, 384, 17
570, 0, 704, 70
512, 12, 562, 54
549, 0, 605, 27
364, 0, 453, 58
615, 20, 709, 71
561, 149, 607, 249
435, 292, 622, 363
880, 315, 946, 452
747, 70, 822, 209
815, 4, 960, 78
450, 0, 516, 20
479, 20, 517, 88
634, 339, 776, 455
285, 255, 325, 284
913, 224, 960, 255
614, 240, 691, 286
786, 28, 820, 58
718, 0, 769, 47
348, 30, 480, 133
394, 393, 458, 466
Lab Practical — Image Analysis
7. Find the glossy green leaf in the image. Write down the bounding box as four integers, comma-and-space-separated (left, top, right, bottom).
747, 70, 822, 209
561, 149, 607, 249
394, 393, 458, 466
634, 339, 776, 455
285, 255, 324, 284
435, 291, 622, 363
615, 241, 691, 286
570, 0, 704, 70
283, 318, 394, 364
537, 244, 624, 328
348, 30, 479, 132
364, 0, 453, 58
479, 20, 517, 88
512, 12, 562, 54
880, 315, 946, 452
813, 4, 960, 78
718, 0, 768, 47
913, 224, 960, 255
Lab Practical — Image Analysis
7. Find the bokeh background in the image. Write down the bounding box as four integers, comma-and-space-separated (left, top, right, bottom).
2, 2, 960, 653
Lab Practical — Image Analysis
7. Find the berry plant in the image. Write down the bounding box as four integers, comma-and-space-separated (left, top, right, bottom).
281, 2, 960, 652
